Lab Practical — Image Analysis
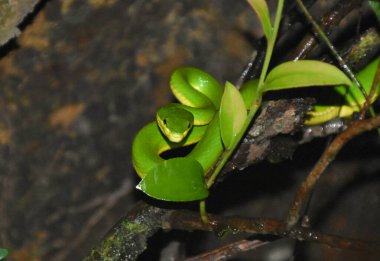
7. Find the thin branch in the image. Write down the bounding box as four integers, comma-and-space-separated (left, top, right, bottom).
85, 202, 380, 260
165, 209, 380, 253
295, 0, 367, 99
184, 239, 269, 261
169, 207, 378, 260
286, 114, 380, 227
290, 0, 362, 61
164, 209, 285, 235
360, 59, 380, 119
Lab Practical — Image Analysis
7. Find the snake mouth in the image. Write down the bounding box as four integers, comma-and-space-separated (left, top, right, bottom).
166, 132, 187, 143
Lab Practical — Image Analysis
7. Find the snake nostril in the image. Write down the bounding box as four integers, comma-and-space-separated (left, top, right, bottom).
163, 119, 167, 125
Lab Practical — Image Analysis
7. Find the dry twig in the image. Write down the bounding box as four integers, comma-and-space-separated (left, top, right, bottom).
286, 116, 380, 227
184, 239, 269, 261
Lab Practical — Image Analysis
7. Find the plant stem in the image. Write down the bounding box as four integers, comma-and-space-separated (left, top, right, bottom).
206, 103, 261, 188
295, 0, 367, 99
206, 0, 285, 188
200, 200, 209, 223
201, 0, 284, 222
257, 0, 283, 90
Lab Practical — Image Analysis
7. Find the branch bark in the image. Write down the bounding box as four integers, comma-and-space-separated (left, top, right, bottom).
84, 201, 380, 260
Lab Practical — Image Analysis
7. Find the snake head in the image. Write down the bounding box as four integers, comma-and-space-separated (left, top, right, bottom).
156, 104, 194, 143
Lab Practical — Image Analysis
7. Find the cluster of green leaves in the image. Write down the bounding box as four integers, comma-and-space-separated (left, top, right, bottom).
208, 0, 353, 192
136, 0, 357, 203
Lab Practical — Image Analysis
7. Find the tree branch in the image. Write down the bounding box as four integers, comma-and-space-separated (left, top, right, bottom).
84, 201, 380, 260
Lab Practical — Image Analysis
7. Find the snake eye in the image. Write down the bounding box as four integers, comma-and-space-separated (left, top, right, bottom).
163, 119, 167, 125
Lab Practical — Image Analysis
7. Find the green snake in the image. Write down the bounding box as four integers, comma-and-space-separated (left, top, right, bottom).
132, 59, 379, 187
305, 59, 380, 124
132, 67, 228, 179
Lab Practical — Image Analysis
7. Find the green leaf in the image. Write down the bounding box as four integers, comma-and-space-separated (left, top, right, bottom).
247, 0, 272, 40
369, 1, 380, 24
137, 158, 208, 202
262, 60, 353, 92
220, 82, 247, 149
240, 79, 260, 109
0, 248, 8, 260
334, 59, 380, 106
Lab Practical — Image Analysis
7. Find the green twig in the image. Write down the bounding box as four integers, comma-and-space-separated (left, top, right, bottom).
206, 0, 284, 189
200, 0, 285, 222
200, 200, 209, 223
295, 0, 367, 100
